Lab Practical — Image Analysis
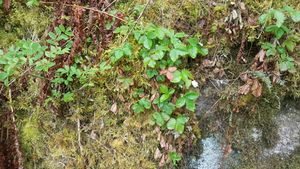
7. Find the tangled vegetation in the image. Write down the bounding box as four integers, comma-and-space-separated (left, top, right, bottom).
0, 0, 300, 169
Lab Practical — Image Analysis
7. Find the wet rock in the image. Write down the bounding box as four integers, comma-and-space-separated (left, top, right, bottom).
189, 137, 223, 169
264, 106, 300, 156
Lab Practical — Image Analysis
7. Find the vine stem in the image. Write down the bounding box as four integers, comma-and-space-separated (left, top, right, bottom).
8, 89, 24, 169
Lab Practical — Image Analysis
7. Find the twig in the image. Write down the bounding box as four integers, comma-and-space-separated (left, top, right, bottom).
77, 119, 83, 155
40, 1, 126, 22
103, 0, 119, 11
122, 0, 151, 43
7, 67, 33, 87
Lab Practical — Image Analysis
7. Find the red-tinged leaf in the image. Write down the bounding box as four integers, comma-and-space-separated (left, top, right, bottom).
160, 69, 168, 75
166, 72, 173, 80
168, 67, 177, 72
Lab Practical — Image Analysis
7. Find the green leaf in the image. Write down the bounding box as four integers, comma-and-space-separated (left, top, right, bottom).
170, 49, 180, 62
153, 112, 165, 126
265, 25, 278, 32
156, 27, 165, 40
156, 75, 165, 82
284, 6, 300, 22
170, 49, 186, 62
275, 28, 285, 39
279, 62, 288, 71
167, 118, 176, 130
139, 98, 151, 109
161, 102, 175, 115
146, 69, 158, 78
181, 70, 193, 80
176, 97, 186, 108
62, 92, 74, 102
59, 24, 66, 32
160, 94, 170, 102
185, 91, 199, 100
291, 11, 300, 22
143, 38, 153, 49
132, 103, 144, 114
187, 46, 198, 58
273, 10, 285, 27
175, 32, 187, 38
114, 49, 124, 59
175, 123, 185, 134
186, 99, 196, 111
0, 72, 8, 81
35, 59, 55, 72
161, 112, 170, 121
123, 43, 132, 56
160, 85, 169, 93
169, 152, 181, 166
177, 115, 188, 124
48, 32, 56, 39
99, 61, 112, 71
283, 39, 296, 52
148, 59, 156, 68
171, 70, 182, 83
266, 48, 277, 56
26, 0, 39, 7
259, 13, 268, 24
198, 47, 208, 56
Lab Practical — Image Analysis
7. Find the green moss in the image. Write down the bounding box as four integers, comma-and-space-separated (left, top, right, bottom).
0, 1, 50, 48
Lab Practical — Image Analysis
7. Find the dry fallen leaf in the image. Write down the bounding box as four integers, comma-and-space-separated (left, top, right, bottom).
159, 155, 166, 167
202, 59, 216, 68
251, 79, 262, 97
256, 49, 266, 62
154, 148, 162, 160
110, 102, 117, 113
240, 73, 248, 82
238, 84, 251, 95
160, 137, 166, 148
223, 144, 233, 158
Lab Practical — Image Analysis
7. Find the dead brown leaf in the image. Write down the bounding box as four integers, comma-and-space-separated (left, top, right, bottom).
238, 84, 251, 95
202, 59, 216, 68
110, 102, 117, 113
257, 49, 266, 62
159, 155, 166, 167
154, 148, 162, 160
223, 144, 233, 158
251, 79, 262, 97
